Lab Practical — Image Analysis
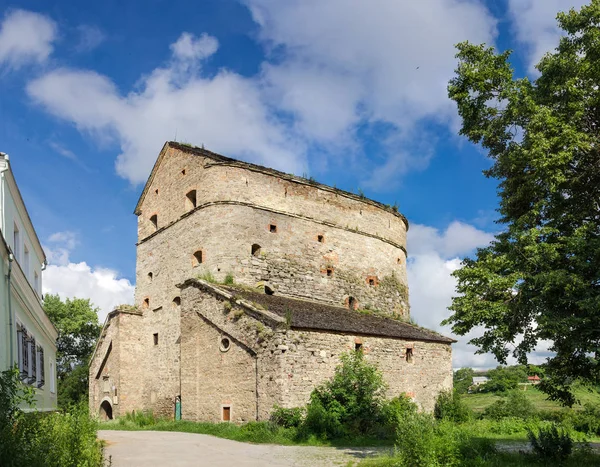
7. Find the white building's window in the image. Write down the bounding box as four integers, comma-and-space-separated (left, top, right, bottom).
28, 336, 36, 385
34, 271, 40, 296
13, 223, 20, 262
24, 245, 30, 279
17, 324, 29, 381
49, 361, 56, 393
37, 346, 45, 388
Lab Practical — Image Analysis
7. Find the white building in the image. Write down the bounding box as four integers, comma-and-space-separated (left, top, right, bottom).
0, 152, 57, 411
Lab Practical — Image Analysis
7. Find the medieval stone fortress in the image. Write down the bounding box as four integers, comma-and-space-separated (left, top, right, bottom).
89, 141, 453, 422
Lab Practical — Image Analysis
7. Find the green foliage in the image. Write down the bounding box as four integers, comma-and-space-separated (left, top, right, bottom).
121, 410, 157, 427
301, 351, 387, 439
482, 391, 536, 420
567, 403, 600, 436
453, 367, 475, 394
434, 390, 472, 423
393, 414, 497, 467
0, 368, 103, 467
479, 366, 528, 393
527, 424, 573, 463
445, 1, 600, 405
224, 272, 235, 285
270, 406, 305, 429
197, 271, 216, 283
43, 294, 102, 408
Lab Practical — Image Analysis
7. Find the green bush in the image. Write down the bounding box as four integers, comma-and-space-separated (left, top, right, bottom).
123, 410, 157, 427
482, 390, 536, 420
380, 395, 417, 436
0, 368, 102, 467
270, 406, 305, 428
301, 351, 388, 439
394, 414, 496, 467
434, 390, 472, 423
527, 424, 573, 463
568, 403, 600, 436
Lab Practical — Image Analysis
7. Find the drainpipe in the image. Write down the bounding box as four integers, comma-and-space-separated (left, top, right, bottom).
7, 251, 14, 365
0, 153, 12, 364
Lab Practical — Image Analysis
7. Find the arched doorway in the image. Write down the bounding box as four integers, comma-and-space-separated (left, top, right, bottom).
99, 400, 113, 420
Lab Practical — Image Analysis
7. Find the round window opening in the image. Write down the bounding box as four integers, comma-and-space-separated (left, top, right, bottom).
220, 337, 231, 352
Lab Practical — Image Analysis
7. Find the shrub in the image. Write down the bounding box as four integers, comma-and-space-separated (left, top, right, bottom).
482, 390, 536, 420
434, 390, 472, 423
394, 414, 496, 467
568, 403, 600, 436
1, 368, 103, 467
123, 410, 157, 427
224, 273, 235, 285
270, 406, 304, 428
28, 404, 103, 467
380, 395, 417, 436
527, 424, 573, 463
301, 351, 387, 439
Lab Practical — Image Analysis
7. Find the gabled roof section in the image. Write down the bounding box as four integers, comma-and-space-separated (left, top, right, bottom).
134, 142, 409, 229
179, 279, 454, 344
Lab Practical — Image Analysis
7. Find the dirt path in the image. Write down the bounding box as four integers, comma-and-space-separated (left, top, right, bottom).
98, 430, 389, 467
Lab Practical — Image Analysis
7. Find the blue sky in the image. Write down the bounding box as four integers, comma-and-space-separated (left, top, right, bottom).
0, 0, 585, 368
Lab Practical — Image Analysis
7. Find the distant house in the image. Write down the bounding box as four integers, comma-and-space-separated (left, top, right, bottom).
527, 375, 541, 385
0, 152, 58, 411
472, 376, 489, 386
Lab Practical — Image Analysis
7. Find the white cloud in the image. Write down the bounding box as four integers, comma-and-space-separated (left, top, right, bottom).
248, 0, 497, 187
508, 0, 588, 74
409, 221, 495, 258
27, 32, 306, 185
74, 25, 105, 53
406, 221, 508, 369
26, 2, 498, 188
0, 9, 57, 69
42, 232, 134, 323
170, 32, 218, 61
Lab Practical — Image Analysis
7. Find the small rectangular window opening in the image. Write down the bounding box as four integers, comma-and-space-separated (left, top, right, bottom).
269, 224, 277, 233
406, 347, 413, 363
317, 235, 324, 243
222, 406, 231, 422
326, 268, 333, 277
369, 278, 375, 286
153, 333, 159, 346
355, 343, 363, 352
181, 169, 186, 175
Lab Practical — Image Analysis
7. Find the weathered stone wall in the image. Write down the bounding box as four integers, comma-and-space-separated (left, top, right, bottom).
276, 330, 453, 413
180, 286, 262, 423
140, 301, 181, 417
179, 281, 452, 420
136, 203, 408, 318
135, 144, 409, 318
89, 310, 146, 418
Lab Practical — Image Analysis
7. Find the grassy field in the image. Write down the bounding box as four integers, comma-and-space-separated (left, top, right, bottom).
462, 385, 600, 413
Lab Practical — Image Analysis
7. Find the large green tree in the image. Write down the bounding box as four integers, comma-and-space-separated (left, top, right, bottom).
43, 294, 102, 407
444, 1, 600, 405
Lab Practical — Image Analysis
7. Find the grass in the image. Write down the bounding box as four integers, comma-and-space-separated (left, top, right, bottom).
100, 418, 392, 447
357, 449, 600, 466
462, 385, 600, 413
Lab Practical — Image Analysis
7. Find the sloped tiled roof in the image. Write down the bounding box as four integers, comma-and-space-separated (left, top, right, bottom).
222, 286, 455, 344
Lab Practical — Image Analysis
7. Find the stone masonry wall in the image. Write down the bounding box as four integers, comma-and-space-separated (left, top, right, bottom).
135, 144, 409, 319
275, 330, 453, 413
136, 203, 408, 319
179, 281, 452, 420
89, 310, 146, 418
